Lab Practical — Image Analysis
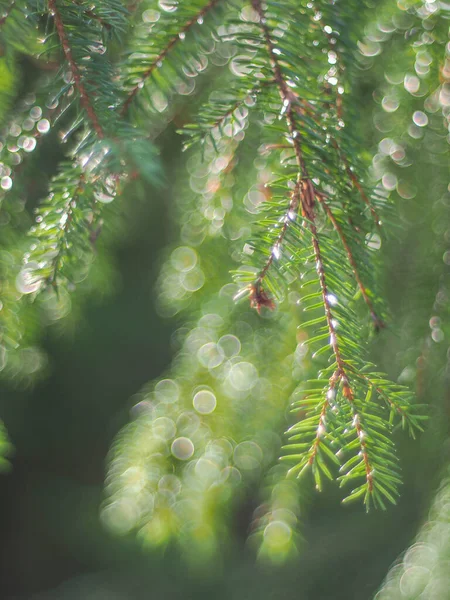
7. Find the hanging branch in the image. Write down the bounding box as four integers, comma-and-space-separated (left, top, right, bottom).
121, 0, 223, 115
247, 0, 417, 506
49, 0, 105, 139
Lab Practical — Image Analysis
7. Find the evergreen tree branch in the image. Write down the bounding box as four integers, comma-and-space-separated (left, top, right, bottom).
49, 0, 105, 139
121, 0, 223, 116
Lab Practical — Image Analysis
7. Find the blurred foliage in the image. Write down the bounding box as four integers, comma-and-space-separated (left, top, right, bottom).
0, 0, 449, 598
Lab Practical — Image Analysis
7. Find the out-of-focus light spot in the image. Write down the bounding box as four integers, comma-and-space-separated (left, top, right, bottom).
193, 389, 217, 414
230, 55, 254, 77
30, 106, 42, 120
181, 267, 205, 292
171, 437, 194, 460
194, 457, 220, 483
234, 440, 263, 470
358, 39, 381, 56
412, 110, 428, 127
171, 246, 197, 272
158, 474, 181, 495
142, 9, 160, 22
399, 566, 431, 597
22, 137, 36, 152
382, 172, 397, 190
37, 119, 50, 134
218, 334, 241, 358
101, 499, 140, 535
155, 379, 179, 403
431, 329, 444, 343
152, 91, 168, 112
263, 520, 293, 547
228, 361, 258, 391
16, 262, 42, 294
397, 181, 417, 199
152, 417, 176, 440
404, 74, 420, 94
382, 96, 399, 112
197, 342, 224, 369
1, 176, 12, 190
429, 316, 441, 329
221, 465, 241, 485
177, 411, 200, 436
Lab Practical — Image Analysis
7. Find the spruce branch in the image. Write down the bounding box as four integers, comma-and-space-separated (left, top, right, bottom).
121, 0, 223, 116
49, 0, 105, 139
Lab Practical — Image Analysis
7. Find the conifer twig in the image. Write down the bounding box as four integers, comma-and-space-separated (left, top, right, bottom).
121, 0, 223, 115
49, 0, 105, 139
252, 0, 374, 492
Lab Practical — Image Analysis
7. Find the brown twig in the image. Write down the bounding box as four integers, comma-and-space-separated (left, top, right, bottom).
49, 0, 105, 139
121, 0, 223, 116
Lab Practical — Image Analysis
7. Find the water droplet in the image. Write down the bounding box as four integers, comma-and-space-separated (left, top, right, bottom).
94, 190, 115, 204
365, 233, 381, 250
159, 1, 178, 13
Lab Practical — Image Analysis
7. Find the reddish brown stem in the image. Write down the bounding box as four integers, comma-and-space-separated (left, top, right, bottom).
121, 0, 222, 116
317, 194, 384, 330
49, 0, 105, 139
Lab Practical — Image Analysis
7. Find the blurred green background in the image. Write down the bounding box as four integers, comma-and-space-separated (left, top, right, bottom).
1, 1, 450, 599
0, 124, 446, 599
